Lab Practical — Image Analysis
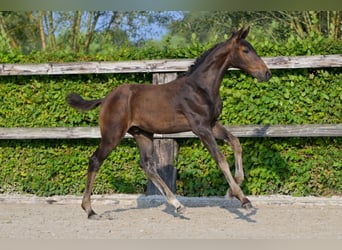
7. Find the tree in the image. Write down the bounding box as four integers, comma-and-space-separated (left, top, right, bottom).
71, 11, 82, 53
168, 11, 261, 43
167, 11, 342, 44
84, 11, 101, 53
0, 11, 40, 52
47, 11, 56, 49
0, 12, 19, 49
0, 11, 182, 54
38, 11, 46, 50
267, 11, 341, 40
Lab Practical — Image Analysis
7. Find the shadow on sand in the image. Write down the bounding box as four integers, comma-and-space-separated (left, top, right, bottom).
95, 195, 258, 223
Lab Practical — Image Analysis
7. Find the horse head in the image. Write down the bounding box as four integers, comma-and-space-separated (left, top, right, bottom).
228, 26, 271, 82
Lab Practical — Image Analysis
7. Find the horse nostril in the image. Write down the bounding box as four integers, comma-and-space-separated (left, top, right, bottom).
265, 70, 272, 80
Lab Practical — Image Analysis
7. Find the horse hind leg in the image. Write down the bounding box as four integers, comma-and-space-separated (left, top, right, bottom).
132, 130, 185, 214
81, 148, 103, 219
82, 131, 125, 219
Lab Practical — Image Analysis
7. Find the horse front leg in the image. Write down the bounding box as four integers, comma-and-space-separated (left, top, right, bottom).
195, 126, 252, 209
212, 122, 244, 186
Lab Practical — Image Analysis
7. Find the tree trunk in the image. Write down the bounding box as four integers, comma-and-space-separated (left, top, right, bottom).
38, 11, 46, 50
84, 11, 100, 54
333, 11, 340, 39
72, 11, 82, 53
0, 14, 18, 49
47, 11, 56, 49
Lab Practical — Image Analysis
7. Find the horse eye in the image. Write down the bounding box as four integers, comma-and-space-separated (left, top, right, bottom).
243, 49, 249, 54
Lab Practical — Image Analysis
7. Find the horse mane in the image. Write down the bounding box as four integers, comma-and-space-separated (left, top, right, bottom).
177, 41, 225, 79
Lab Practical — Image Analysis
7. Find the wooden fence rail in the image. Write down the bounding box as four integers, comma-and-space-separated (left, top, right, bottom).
1, 124, 342, 140
1, 55, 341, 76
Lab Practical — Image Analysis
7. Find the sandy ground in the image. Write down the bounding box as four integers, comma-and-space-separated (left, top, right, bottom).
0, 194, 341, 239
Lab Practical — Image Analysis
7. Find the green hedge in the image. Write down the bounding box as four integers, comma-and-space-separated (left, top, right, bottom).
0, 35, 341, 197
1, 69, 341, 128
177, 137, 341, 196
0, 139, 145, 196
0, 138, 340, 196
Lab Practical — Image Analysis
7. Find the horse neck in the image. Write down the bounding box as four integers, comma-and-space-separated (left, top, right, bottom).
189, 44, 232, 99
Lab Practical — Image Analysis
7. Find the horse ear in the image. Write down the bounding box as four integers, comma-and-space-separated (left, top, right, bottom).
231, 26, 250, 41
238, 26, 250, 39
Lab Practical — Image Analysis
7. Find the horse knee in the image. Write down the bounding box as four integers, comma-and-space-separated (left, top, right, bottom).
228, 135, 242, 154
139, 155, 152, 169
146, 163, 157, 175
142, 161, 159, 179
88, 154, 101, 172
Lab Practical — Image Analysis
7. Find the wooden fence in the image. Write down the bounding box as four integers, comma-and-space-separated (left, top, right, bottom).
1, 55, 341, 194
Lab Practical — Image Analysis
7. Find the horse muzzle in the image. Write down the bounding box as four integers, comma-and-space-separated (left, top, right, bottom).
256, 69, 272, 82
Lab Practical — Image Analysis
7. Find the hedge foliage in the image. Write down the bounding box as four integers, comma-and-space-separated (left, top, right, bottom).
0, 137, 340, 197
0, 34, 341, 197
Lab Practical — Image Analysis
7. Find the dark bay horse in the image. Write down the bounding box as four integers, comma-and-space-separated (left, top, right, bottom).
67, 27, 271, 219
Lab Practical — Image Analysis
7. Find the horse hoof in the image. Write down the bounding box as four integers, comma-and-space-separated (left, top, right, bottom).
88, 214, 101, 220
87, 210, 100, 220
175, 205, 186, 214
241, 198, 253, 210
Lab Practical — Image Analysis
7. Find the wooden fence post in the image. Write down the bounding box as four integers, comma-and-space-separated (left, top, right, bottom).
146, 73, 178, 195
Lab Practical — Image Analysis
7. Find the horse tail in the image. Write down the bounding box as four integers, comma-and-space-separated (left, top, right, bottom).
66, 93, 103, 111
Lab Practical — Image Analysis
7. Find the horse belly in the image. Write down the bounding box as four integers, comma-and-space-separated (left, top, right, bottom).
129, 85, 191, 133
132, 108, 190, 134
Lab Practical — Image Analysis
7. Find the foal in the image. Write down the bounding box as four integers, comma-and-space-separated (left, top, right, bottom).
67, 27, 271, 219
